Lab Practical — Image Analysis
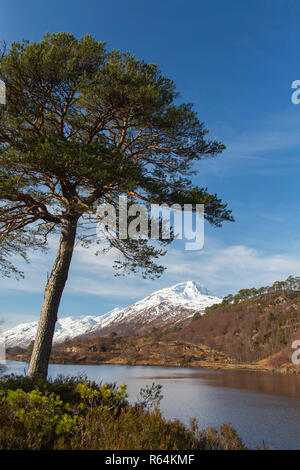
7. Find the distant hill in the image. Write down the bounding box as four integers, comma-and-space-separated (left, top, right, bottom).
50, 335, 233, 368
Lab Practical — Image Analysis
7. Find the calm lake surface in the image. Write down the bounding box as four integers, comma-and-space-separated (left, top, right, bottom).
3, 360, 300, 450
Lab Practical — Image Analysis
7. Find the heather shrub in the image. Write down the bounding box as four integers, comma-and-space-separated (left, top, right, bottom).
58, 406, 250, 450
0, 373, 127, 406
0, 388, 78, 449
0, 374, 254, 450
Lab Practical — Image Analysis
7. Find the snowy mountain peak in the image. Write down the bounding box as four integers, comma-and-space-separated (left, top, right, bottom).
2, 281, 222, 348
132, 281, 214, 313
159, 280, 210, 297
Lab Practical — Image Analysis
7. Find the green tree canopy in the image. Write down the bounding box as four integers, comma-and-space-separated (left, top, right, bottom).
0, 33, 233, 378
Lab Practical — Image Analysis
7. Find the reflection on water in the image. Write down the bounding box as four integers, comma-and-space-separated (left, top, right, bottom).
3, 361, 300, 450
139, 369, 300, 399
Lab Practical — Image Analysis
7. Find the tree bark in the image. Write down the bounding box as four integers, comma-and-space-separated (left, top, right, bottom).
27, 215, 79, 379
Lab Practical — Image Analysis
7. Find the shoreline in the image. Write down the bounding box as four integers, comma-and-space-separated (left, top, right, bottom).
6, 355, 300, 375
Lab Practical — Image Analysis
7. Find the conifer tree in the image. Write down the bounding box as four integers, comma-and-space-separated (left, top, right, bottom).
0, 33, 233, 378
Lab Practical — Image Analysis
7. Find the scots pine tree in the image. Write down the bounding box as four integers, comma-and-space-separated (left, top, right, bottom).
0, 33, 233, 378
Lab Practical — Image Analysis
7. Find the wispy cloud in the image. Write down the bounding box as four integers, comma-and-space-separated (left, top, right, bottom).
2, 229, 300, 331
199, 106, 300, 177
160, 242, 300, 295
3, 235, 300, 301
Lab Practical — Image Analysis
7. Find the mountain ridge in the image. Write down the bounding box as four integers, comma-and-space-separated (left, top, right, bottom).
3, 281, 222, 348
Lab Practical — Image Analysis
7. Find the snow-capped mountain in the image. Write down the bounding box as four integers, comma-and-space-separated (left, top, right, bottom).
3, 281, 222, 348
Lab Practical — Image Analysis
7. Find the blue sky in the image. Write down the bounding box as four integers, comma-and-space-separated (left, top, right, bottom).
1, 0, 300, 328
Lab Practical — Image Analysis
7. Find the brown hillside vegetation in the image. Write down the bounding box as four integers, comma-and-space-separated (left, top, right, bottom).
172, 289, 300, 365
50, 336, 233, 368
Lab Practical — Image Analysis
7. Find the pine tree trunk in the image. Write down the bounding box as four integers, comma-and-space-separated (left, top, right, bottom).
27, 215, 79, 379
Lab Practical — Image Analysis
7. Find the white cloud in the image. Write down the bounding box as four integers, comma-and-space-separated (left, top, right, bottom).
1, 313, 39, 331
62, 239, 300, 298
1, 232, 300, 304
160, 242, 300, 295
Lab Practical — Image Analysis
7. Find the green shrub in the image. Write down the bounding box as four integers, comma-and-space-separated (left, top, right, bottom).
191, 312, 202, 322
266, 311, 275, 325
161, 326, 181, 335
137, 383, 163, 409
60, 407, 250, 451
0, 374, 256, 450
0, 374, 127, 406
0, 388, 78, 449
149, 326, 158, 335
205, 304, 221, 313
75, 381, 128, 412
276, 329, 287, 345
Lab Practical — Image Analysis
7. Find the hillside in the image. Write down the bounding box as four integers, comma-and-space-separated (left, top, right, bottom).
169, 288, 300, 368
49, 335, 233, 368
